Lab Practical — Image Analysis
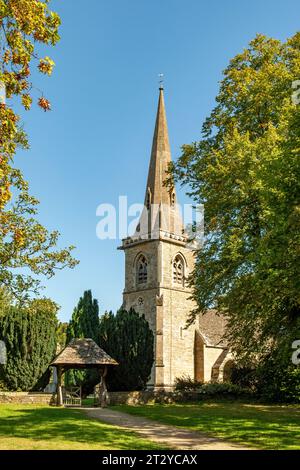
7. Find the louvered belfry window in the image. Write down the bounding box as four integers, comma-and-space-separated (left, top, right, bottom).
173, 255, 184, 286
137, 255, 148, 284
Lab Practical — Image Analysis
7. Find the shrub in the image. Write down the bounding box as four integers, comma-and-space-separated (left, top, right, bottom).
174, 375, 202, 392
174, 375, 253, 401
255, 356, 300, 403
230, 366, 259, 390
196, 382, 253, 400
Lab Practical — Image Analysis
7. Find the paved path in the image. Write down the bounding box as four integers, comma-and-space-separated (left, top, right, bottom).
82, 407, 251, 450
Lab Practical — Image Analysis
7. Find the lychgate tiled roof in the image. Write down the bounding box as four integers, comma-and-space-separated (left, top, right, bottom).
51, 338, 118, 366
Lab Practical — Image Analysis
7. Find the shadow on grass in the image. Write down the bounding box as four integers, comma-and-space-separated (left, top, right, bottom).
0, 406, 159, 450
114, 402, 300, 450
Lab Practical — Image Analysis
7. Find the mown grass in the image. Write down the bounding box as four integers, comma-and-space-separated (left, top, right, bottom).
115, 402, 300, 450
0, 404, 165, 450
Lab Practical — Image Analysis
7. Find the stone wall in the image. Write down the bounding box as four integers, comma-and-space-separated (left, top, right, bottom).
108, 390, 179, 405
108, 390, 203, 405
0, 392, 55, 405
108, 391, 155, 405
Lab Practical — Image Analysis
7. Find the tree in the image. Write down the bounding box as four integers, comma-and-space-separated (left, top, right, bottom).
0, 286, 12, 312
0, 1, 78, 301
99, 307, 154, 391
56, 321, 68, 351
0, 297, 58, 390
67, 290, 100, 343
66, 290, 100, 394
170, 33, 300, 365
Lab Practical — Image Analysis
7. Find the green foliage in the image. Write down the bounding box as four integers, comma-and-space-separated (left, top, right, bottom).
0, 298, 58, 391
0, 1, 78, 302
196, 382, 253, 400
66, 290, 100, 343
56, 321, 68, 350
254, 350, 300, 403
99, 307, 154, 391
0, 287, 12, 313
230, 350, 300, 403
174, 374, 202, 392
170, 33, 300, 374
230, 366, 258, 391
65, 290, 100, 395
174, 374, 252, 400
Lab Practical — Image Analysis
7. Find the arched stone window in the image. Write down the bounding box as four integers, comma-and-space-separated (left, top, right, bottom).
137, 255, 148, 285
173, 254, 184, 286
170, 192, 175, 207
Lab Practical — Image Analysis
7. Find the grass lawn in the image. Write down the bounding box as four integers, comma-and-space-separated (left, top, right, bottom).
0, 404, 165, 450
114, 402, 300, 450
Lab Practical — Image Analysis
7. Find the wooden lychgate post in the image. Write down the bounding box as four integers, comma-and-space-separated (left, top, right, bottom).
56, 366, 63, 406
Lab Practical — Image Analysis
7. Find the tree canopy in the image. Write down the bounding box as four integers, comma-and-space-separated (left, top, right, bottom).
0, 0, 78, 301
170, 33, 300, 363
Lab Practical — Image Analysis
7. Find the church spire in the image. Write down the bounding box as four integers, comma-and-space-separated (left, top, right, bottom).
120, 86, 187, 247
145, 86, 173, 207
140, 86, 184, 237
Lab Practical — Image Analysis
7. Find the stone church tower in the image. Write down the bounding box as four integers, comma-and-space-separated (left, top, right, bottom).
119, 86, 197, 389
119, 87, 232, 389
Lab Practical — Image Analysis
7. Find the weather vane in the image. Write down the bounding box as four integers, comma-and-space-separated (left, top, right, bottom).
158, 73, 164, 89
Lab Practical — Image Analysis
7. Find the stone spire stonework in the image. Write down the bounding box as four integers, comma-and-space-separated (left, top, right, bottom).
133, 87, 185, 241
145, 86, 172, 207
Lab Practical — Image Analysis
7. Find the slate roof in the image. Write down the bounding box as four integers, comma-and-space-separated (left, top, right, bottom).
198, 309, 228, 348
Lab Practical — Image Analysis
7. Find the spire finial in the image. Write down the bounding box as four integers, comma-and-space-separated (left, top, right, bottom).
158, 73, 164, 90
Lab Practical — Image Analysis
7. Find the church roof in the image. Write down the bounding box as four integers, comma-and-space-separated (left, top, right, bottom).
198, 310, 228, 348
51, 338, 118, 367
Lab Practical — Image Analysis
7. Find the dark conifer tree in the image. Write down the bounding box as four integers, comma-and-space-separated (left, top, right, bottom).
0, 299, 58, 391
99, 307, 154, 391
66, 290, 100, 394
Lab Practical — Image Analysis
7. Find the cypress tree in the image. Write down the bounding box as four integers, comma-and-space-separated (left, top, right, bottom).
66, 290, 100, 394
0, 299, 58, 391
99, 307, 154, 391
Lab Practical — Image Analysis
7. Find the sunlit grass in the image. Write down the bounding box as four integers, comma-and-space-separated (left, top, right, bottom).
115, 402, 300, 450
0, 404, 166, 450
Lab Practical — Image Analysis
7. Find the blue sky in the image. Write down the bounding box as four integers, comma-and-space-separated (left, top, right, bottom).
15, 0, 300, 321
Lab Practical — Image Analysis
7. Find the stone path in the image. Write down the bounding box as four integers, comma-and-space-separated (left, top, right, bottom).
82, 407, 251, 450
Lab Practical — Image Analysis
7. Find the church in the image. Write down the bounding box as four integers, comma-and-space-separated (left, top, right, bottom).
119, 86, 233, 390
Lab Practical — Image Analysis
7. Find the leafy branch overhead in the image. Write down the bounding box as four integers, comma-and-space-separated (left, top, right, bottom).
170, 33, 300, 362
0, 1, 78, 301
0, 0, 60, 110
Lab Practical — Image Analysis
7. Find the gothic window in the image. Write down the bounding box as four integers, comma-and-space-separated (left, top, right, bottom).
173, 254, 184, 286
170, 192, 175, 207
137, 255, 148, 285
